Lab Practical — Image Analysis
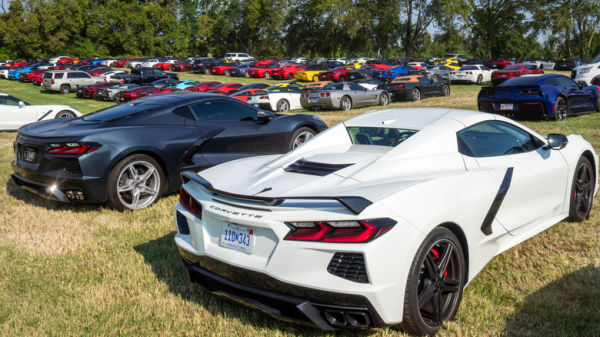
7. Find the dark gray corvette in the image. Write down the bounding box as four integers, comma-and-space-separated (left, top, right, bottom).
299, 82, 390, 111
11, 93, 327, 210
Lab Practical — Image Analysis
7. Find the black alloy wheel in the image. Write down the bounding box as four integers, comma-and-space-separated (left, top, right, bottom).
568, 156, 594, 221
553, 97, 567, 121
401, 227, 465, 336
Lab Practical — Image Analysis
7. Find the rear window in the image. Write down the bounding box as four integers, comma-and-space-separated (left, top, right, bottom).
347, 127, 418, 147
83, 102, 161, 121
321, 83, 344, 90
43, 73, 52, 79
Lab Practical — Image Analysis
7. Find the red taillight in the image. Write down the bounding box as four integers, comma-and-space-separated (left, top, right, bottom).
51, 79, 54, 84
326, 92, 330, 97
284, 219, 396, 243
259, 96, 267, 99
47, 142, 100, 155
394, 84, 404, 88
320, 93, 324, 97
120, 78, 125, 84
179, 187, 202, 219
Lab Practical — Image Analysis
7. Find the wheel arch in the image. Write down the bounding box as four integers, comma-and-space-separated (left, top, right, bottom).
581, 150, 596, 178
438, 222, 469, 281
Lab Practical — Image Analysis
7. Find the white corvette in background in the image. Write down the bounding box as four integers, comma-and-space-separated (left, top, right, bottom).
0, 93, 81, 130
448, 64, 492, 84
247, 87, 303, 112
174, 108, 597, 335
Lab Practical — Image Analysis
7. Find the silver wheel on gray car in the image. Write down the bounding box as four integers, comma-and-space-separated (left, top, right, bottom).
432, 75, 439, 82
410, 88, 421, 101
288, 127, 316, 151
107, 154, 164, 211
340, 96, 352, 111
264, 72, 271, 79
55, 110, 75, 119
379, 93, 389, 106
442, 85, 450, 96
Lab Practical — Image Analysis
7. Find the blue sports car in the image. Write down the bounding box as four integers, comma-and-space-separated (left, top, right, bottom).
374, 65, 419, 81
11, 93, 327, 210
478, 74, 599, 120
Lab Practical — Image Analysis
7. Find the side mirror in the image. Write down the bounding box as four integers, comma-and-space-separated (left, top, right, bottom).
18, 101, 25, 108
578, 81, 587, 88
257, 110, 275, 121
545, 134, 568, 150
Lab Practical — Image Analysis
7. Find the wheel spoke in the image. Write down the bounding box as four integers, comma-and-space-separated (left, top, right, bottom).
140, 185, 157, 196
437, 244, 453, 278
131, 190, 141, 208
432, 290, 442, 324
424, 254, 437, 277
118, 184, 134, 193
139, 167, 155, 181
418, 281, 436, 308
442, 278, 461, 293
127, 165, 137, 180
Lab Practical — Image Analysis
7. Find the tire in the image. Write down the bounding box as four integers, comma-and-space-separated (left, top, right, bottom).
568, 156, 594, 222
340, 96, 352, 111
106, 154, 165, 211
552, 96, 567, 121
410, 88, 421, 101
276, 99, 290, 112
337, 75, 345, 82
432, 74, 439, 82
264, 72, 271, 79
204, 68, 210, 75
113, 93, 122, 102
288, 127, 315, 151
596, 97, 600, 112
59, 84, 71, 94
135, 64, 141, 69
400, 227, 466, 336
441, 85, 450, 96
244, 72, 250, 78
476, 74, 483, 85
287, 73, 293, 80
312, 75, 319, 82
379, 93, 389, 106
224, 70, 230, 76
55, 110, 76, 118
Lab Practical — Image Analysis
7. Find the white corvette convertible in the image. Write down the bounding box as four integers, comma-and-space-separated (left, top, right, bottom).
174, 108, 597, 335
448, 64, 492, 84
0, 93, 81, 131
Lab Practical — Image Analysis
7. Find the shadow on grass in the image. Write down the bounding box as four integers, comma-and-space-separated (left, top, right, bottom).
503, 265, 600, 337
134, 233, 376, 336
5, 178, 101, 212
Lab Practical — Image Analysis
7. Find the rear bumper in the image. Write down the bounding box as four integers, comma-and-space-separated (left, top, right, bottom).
178, 247, 388, 330
478, 101, 547, 119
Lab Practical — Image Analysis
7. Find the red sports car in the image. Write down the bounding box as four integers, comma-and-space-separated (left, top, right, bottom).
19, 70, 43, 82
87, 67, 111, 77
247, 63, 281, 79
169, 60, 193, 72
56, 58, 72, 65
114, 58, 137, 68
209, 64, 236, 75
318, 66, 356, 82
272, 64, 307, 80
491, 64, 543, 85
206, 82, 243, 94
9, 60, 26, 67
229, 88, 268, 102
365, 62, 394, 70
486, 58, 516, 70
120, 86, 180, 101
76, 82, 115, 99
253, 59, 278, 67
189, 81, 222, 92
154, 60, 178, 70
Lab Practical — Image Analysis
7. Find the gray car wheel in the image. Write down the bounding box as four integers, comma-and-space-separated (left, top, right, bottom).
288, 127, 315, 151
410, 88, 421, 101
107, 154, 164, 211
340, 96, 352, 111
277, 99, 290, 112
59, 84, 71, 94
476, 75, 483, 85
432, 74, 439, 82
379, 93, 389, 106
264, 72, 271, 79
55, 110, 76, 119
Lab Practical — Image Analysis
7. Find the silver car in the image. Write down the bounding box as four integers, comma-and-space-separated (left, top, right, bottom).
41, 70, 104, 94
300, 82, 389, 111
94, 83, 140, 101
424, 65, 453, 82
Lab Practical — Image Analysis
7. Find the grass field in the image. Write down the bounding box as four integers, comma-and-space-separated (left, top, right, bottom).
0, 71, 599, 337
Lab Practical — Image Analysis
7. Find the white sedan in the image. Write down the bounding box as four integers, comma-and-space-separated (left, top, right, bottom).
174, 108, 597, 335
247, 87, 303, 112
0, 93, 81, 131
448, 64, 492, 84
99, 70, 128, 82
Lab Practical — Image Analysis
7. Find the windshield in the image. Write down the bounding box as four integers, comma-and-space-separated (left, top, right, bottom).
347, 127, 418, 147
460, 66, 478, 70
83, 102, 161, 121
591, 54, 600, 63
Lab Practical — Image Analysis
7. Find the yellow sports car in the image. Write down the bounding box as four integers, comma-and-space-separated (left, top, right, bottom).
348, 61, 364, 69
294, 67, 327, 82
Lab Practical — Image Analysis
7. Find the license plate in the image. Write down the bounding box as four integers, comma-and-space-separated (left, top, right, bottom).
309, 97, 319, 103
219, 223, 255, 254
500, 103, 513, 111
23, 147, 36, 162
501, 74, 507, 77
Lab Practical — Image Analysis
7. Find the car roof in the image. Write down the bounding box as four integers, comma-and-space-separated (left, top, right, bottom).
392, 76, 422, 82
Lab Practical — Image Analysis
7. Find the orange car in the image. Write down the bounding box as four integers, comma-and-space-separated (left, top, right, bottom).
301, 81, 332, 92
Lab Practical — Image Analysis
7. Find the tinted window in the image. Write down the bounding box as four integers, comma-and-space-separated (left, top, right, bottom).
322, 83, 344, 90
347, 127, 418, 147
189, 100, 256, 121
349, 83, 365, 90
556, 76, 578, 88
67, 72, 77, 78
82, 73, 91, 78
0, 96, 20, 106
457, 121, 540, 157
83, 102, 162, 121
500, 76, 542, 86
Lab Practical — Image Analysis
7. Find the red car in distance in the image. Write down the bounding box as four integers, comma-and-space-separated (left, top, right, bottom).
76, 82, 115, 99
189, 81, 221, 92
120, 86, 181, 101
486, 58, 516, 69
206, 82, 243, 94
230, 88, 267, 102
318, 66, 356, 82
114, 58, 137, 68
272, 64, 307, 80
154, 60, 178, 70
365, 62, 394, 70
169, 60, 193, 72
247, 63, 280, 79
87, 67, 112, 77
56, 58, 72, 65
19, 65, 64, 82
253, 59, 278, 67
491, 64, 543, 85
9, 60, 26, 67
209, 64, 236, 75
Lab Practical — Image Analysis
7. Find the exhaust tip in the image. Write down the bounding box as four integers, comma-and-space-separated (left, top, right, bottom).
323, 310, 347, 327
346, 311, 371, 328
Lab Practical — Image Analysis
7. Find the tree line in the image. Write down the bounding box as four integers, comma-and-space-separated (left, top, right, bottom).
0, 0, 599, 60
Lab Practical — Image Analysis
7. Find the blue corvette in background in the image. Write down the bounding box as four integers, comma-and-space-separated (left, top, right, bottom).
375, 65, 419, 81
11, 93, 327, 211
478, 74, 599, 120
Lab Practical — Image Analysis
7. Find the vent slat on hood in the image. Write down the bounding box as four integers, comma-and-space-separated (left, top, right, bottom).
285, 159, 353, 176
